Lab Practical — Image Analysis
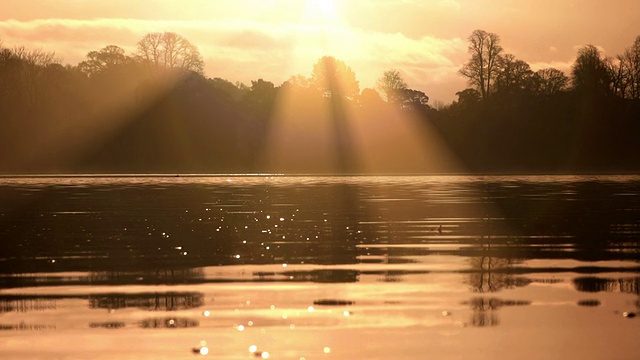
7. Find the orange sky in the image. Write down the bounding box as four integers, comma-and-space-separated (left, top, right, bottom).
1, 0, 639, 103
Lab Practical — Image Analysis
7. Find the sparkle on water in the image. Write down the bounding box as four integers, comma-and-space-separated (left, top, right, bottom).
1, 175, 639, 360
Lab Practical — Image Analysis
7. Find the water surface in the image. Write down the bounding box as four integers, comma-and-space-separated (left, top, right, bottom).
0, 175, 639, 359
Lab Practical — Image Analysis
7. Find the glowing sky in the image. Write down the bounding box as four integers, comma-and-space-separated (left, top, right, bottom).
1, 0, 639, 103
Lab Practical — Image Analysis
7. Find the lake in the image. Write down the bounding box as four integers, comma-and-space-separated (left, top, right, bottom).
0, 175, 639, 359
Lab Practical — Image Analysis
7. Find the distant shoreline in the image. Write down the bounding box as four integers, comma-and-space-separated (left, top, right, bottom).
2, 172, 640, 178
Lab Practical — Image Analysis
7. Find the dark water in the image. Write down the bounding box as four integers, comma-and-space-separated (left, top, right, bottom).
0, 175, 639, 359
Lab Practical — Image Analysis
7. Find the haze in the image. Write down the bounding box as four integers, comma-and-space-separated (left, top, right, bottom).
1, 0, 639, 103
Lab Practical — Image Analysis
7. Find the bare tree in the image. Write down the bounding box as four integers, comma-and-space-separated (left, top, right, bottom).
136, 32, 204, 74
620, 36, 640, 99
11, 46, 57, 66
534, 68, 569, 97
376, 69, 408, 104
3, 46, 59, 107
459, 29, 503, 101
605, 56, 628, 98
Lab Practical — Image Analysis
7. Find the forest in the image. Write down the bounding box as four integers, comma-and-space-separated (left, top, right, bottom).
1, 29, 639, 174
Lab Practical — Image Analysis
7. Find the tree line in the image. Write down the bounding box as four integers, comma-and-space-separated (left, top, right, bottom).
0, 30, 639, 174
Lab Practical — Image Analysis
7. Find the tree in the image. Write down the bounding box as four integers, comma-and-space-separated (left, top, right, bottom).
310, 56, 360, 99
494, 54, 535, 95
245, 79, 277, 110
459, 30, 503, 101
0, 46, 59, 107
208, 77, 246, 101
620, 36, 640, 99
376, 69, 408, 104
402, 89, 429, 109
136, 32, 204, 74
358, 88, 384, 108
282, 74, 311, 91
571, 45, 611, 96
456, 88, 481, 104
78, 45, 131, 77
605, 56, 627, 98
534, 68, 569, 97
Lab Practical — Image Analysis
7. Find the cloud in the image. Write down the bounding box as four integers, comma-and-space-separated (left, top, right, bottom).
437, 0, 461, 11
529, 60, 574, 73
0, 17, 467, 101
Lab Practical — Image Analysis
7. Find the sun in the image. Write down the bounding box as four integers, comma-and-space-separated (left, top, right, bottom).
305, 0, 339, 25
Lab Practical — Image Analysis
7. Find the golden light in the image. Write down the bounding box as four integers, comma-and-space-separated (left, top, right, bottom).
305, 0, 340, 25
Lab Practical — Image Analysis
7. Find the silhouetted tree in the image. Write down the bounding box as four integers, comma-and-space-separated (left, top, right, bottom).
402, 88, 429, 109
494, 54, 535, 96
571, 45, 611, 96
454, 88, 481, 107
620, 36, 640, 99
535, 68, 569, 97
208, 77, 248, 101
459, 30, 503, 101
358, 88, 384, 108
0, 46, 59, 108
136, 32, 204, 74
606, 56, 628, 98
310, 56, 360, 100
78, 45, 132, 77
284, 74, 311, 90
376, 69, 408, 104
247, 79, 276, 105
3, 31, 640, 174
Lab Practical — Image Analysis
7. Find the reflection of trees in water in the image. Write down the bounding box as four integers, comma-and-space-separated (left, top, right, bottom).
573, 277, 639, 295
574, 277, 640, 313
577, 299, 601, 307
0, 268, 205, 289
0, 322, 56, 331
0, 292, 204, 313
465, 297, 531, 327
268, 269, 359, 283
380, 272, 403, 282
0, 298, 56, 313
89, 292, 204, 311
139, 317, 199, 329
466, 197, 522, 293
308, 269, 359, 283
89, 321, 126, 329
89, 268, 205, 285
467, 256, 530, 293
2, 179, 639, 278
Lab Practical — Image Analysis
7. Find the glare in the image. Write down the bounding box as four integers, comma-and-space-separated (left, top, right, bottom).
306, 0, 338, 23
